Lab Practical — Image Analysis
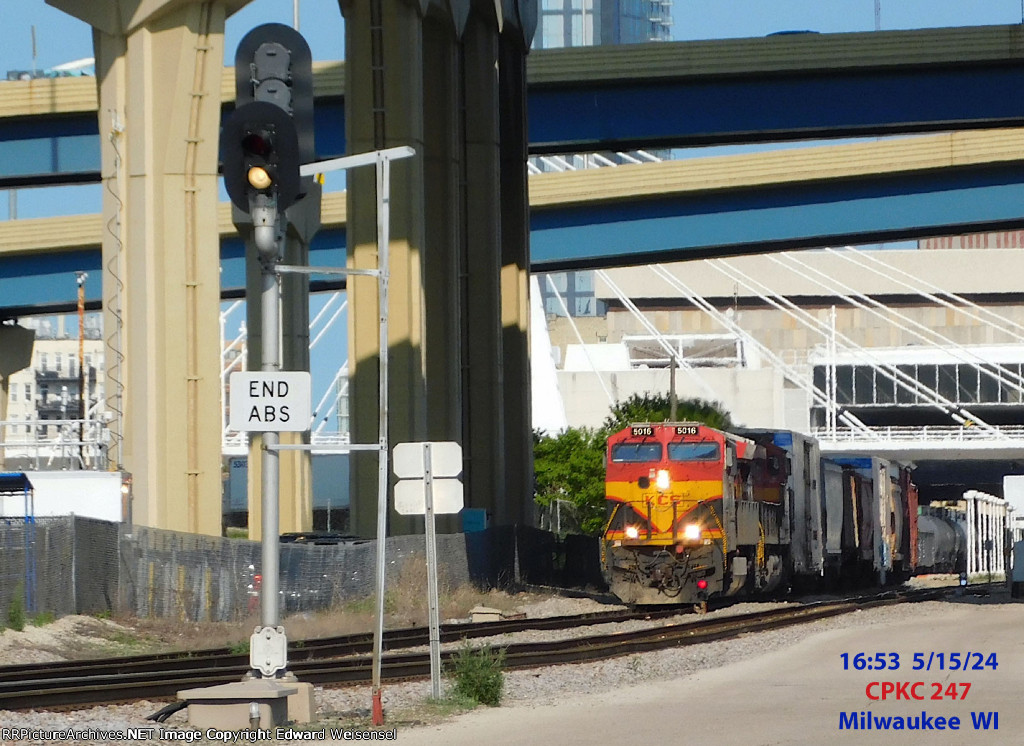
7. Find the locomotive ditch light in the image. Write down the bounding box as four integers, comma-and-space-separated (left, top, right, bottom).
625, 525, 640, 540
683, 523, 701, 541
656, 469, 671, 490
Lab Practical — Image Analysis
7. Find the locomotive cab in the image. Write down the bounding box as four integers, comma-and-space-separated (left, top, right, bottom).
603, 422, 788, 605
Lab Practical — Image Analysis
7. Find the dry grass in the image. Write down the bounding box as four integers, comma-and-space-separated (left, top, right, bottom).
75, 556, 543, 658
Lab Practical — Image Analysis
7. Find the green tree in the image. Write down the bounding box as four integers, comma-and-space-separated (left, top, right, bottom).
603, 393, 733, 432
532, 426, 608, 535
533, 393, 733, 536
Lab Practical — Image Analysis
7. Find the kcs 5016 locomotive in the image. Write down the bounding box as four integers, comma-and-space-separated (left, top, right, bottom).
602, 422, 921, 606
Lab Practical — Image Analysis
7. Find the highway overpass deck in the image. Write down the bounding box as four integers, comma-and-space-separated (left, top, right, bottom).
3, 126, 1024, 316
5, 24, 1024, 185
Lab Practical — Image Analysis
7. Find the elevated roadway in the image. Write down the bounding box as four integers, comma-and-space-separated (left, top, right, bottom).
4, 127, 1024, 316
5, 24, 1024, 185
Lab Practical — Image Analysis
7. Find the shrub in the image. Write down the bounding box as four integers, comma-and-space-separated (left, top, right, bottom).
30, 611, 55, 627
446, 642, 505, 706
7, 587, 25, 632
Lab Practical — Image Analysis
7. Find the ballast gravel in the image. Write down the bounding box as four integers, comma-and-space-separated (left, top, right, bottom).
0, 587, 994, 745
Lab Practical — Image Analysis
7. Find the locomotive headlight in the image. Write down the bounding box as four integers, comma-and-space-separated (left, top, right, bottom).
683, 523, 701, 541
656, 469, 671, 491
625, 525, 640, 540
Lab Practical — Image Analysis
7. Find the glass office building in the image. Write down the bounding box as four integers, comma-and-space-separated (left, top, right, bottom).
534, 0, 672, 50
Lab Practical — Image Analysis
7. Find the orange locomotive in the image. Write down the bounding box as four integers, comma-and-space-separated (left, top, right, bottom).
602, 422, 789, 606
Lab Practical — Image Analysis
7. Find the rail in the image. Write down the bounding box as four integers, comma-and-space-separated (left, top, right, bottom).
0, 585, 990, 712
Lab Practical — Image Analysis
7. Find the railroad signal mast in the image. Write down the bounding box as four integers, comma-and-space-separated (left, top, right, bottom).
217, 22, 415, 728
221, 23, 316, 683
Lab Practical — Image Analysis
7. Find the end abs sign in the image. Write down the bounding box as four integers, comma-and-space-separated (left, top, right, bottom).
229, 371, 311, 432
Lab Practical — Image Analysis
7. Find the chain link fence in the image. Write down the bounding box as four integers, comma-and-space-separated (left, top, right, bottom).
0, 519, 603, 622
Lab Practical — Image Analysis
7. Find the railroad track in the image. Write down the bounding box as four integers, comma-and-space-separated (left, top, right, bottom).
0, 584, 995, 712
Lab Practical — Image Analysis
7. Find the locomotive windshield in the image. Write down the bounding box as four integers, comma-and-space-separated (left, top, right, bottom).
667, 441, 721, 461
610, 442, 663, 462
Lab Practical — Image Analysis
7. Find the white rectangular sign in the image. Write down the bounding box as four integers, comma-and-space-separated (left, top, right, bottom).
394, 478, 465, 515
393, 441, 463, 479
229, 371, 311, 432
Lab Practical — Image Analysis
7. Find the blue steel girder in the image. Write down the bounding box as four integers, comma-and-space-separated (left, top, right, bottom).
0, 101, 345, 188
6, 24, 1024, 186
529, 163, 1024, 270
0, 232, 346, 318
4, 160, 1024, 316
528, 65, 1024, 154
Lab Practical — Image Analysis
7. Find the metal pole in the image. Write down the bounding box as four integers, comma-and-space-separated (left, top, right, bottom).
261, 236, 282, 631
371, 153, 392, 724
76, 272, 87, 465
669, 354, 678, 421
423, 443, 442, 699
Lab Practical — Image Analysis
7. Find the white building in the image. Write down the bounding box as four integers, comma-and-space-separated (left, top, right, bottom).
2, 316, 106, 468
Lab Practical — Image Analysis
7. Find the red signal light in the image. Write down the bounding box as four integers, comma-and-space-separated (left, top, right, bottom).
696, 579, 708, 590
242, 131, 272, 156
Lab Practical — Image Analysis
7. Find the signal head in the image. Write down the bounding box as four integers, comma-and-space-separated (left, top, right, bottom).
221, 101, 301, 212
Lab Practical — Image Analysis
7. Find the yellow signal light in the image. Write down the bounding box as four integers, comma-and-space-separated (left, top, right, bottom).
247, 166, 273, 190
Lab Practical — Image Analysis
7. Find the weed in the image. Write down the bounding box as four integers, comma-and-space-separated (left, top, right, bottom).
343, 597, 375, 615
229, 639, 250, 655
106, 630, 142, 647
445, 642, 505, 706
7, 585, 25, 632
627, 655, 643, 674
30, 611, 55, 627
94, 609, 111, 620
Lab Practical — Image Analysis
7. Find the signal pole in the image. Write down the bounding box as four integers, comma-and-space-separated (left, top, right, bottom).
173, 24, 316, 731
222, 45, 305, 680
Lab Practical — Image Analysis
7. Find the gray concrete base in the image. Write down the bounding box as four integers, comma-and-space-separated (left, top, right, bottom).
177, 680, 298, 730
285, 680, 316, 723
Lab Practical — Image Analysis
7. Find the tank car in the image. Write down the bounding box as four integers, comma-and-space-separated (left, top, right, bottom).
602, 422, 788, 605
915, 505, 967, 574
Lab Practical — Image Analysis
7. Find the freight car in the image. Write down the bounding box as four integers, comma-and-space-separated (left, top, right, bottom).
601, 422, 917, 606
915, 505, 967, 575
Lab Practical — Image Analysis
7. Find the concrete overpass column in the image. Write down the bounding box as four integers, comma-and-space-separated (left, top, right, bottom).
342, 0, 429, 538
497, 23, 533, 526
420, 11, 466, 534
341, 0, 535, 537
47, 0, 244, 535
460, 8, 506, 526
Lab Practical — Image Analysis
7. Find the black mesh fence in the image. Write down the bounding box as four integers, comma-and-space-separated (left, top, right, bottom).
74, 518, 120, 615
0, 518, 603, 622
0, 517, 76, 619
120, 527, 484, 621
